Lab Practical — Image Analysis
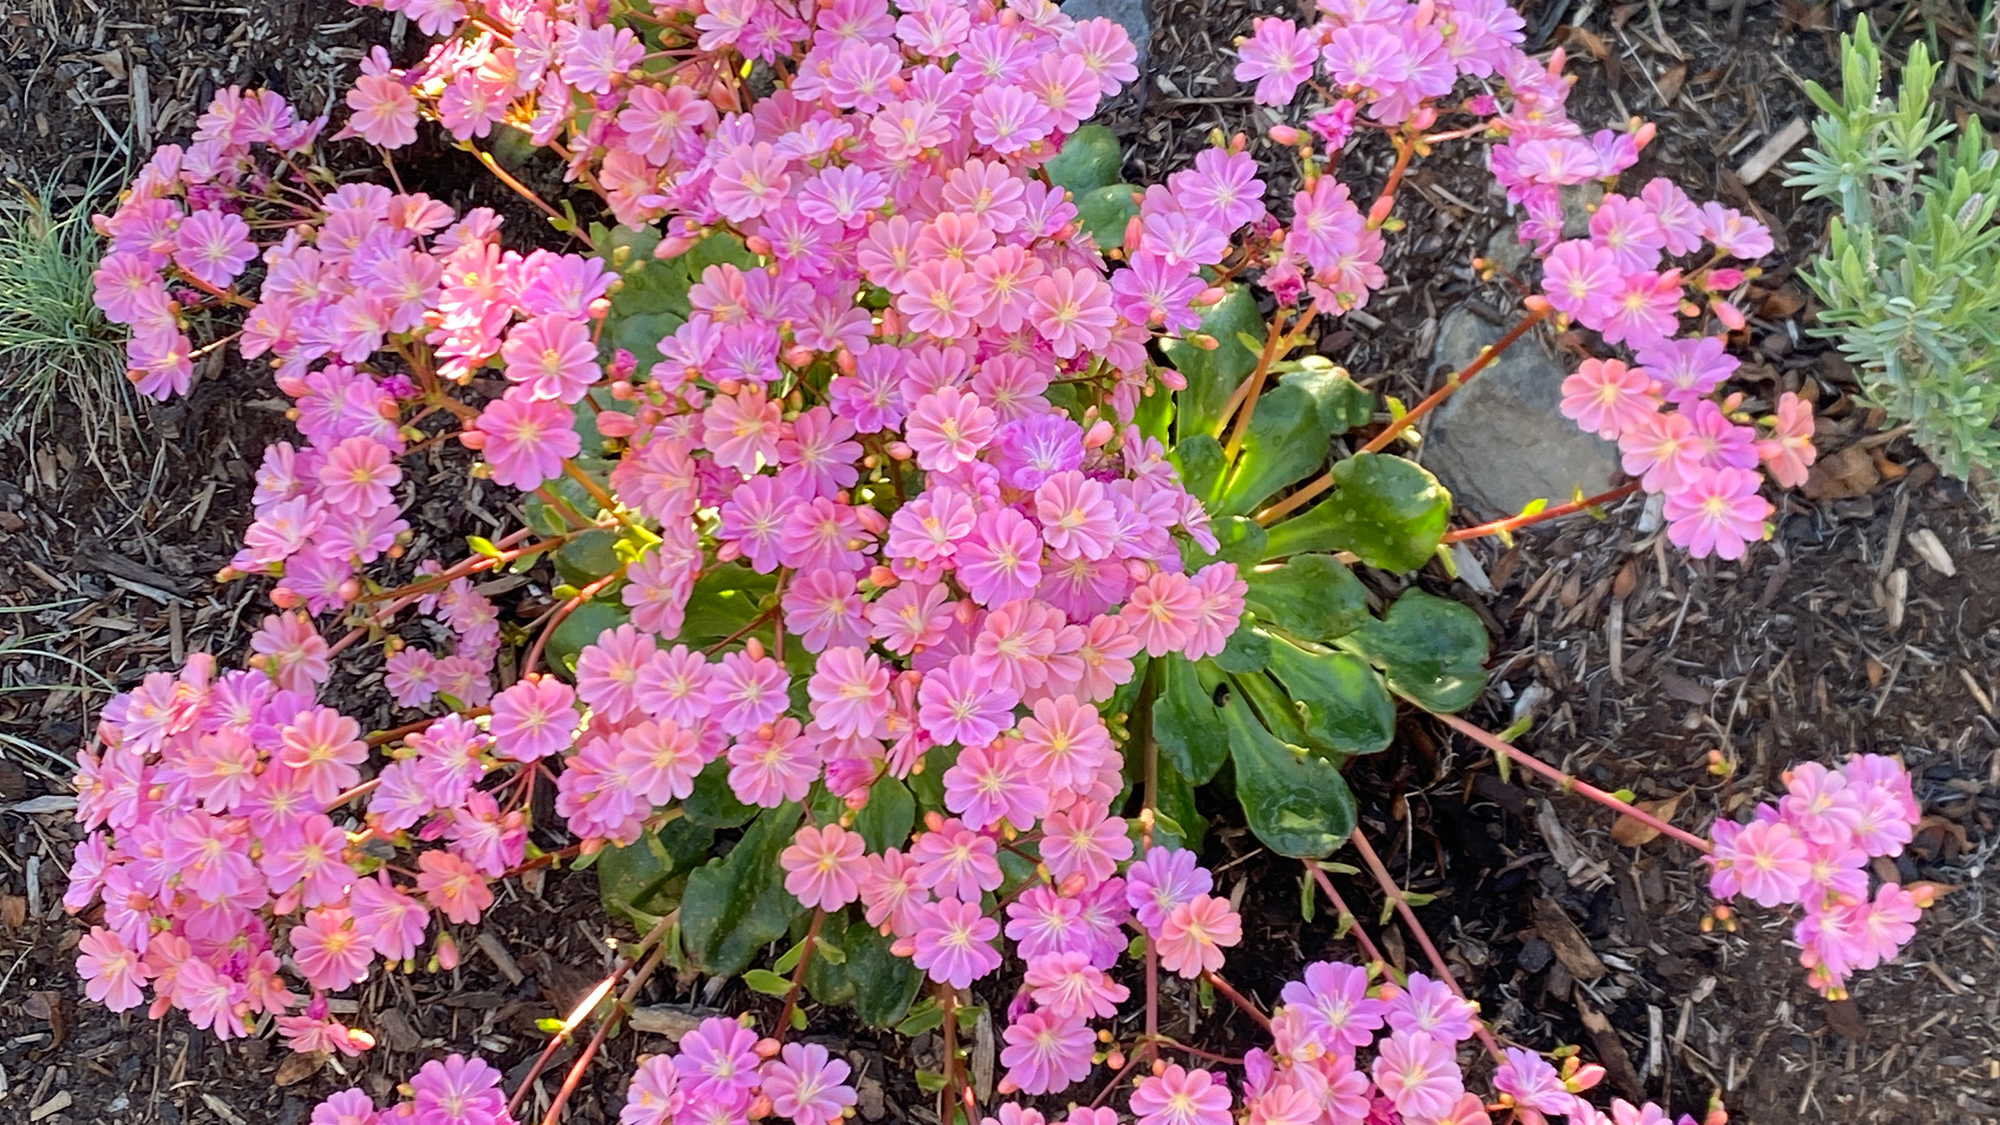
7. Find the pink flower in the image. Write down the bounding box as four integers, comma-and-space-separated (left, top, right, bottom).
906, 389, 998, 472
1040, 801, 1133, 884
1036, 471, 1120, 560
291, 907, 375, 991
1000, 1009, 1096, 1094
918, 654, 1017, 748
1183, 564, 1246, 661
616, 719, 705, 805
79, 925, 151, 1011
702, 385, 784, 475
1560, 359, 1660, 440
351, 874, 428, 962
1495, 1047, 1575, 1115
781, 823, 867, 911
955, 508, 1044, 607
910, 819, 1005, 901
278, 706, 367, 803
710, 142, 792, 223
410, 1054, 508, 1125
172, 208, 255, 289
970, 84, 1055, 153
561, 21, 644, 95
762, 1042, 858, 1125
1279, 960, 1386, 1053
1663, 466, 1770, 561
942, 739, 1050, 831
1024, 950, 1130, 1019
619, 1056, 683, 1125
416, 849, 495, 925
1709, 817, 1811, 907
488, 675, 578, 762
1697, 202, 1773, 259
1541, 240, 1621, 324
1589, 194, 1667, 274
1634, 335, 1738, 404
674, 1017, 762, 1104
1756, 392, 1816, 489
310, 1090, 381, 1125
475, 394, 581, 491
1130, 1064, 1233, 1125
1383, 972, 1479, 1043
1157, 893, 1242, 978
502, 314, 599, 404
905, 896, 1003, 987
344, 73, 419, 149
1598, 269, 1684, 347
1235, 18, 1316, 105
1029, 269, 1115, 359
1122, 571, 1201, 657
1322, 23, 1409, 89
706, 648, 790, 735
1372, 1031, 1465, 1124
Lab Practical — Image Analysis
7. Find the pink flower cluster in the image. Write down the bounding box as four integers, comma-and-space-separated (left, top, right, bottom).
611, 1021, 857, 1125
1707, 755, 1928, 998
305, 1054, 513, 1125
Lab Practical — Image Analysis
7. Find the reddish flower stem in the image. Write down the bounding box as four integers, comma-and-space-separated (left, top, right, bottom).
521, 565, 628, 677
1348, 829, 1506, 1064
1200, 970, 1272, 1031
365, 706, 490, 748
537, 927, 674, 1125
1429, 710, 1713, 853
1442, 482, 1642, 544
1303, 862, 1386, 965
774, 909, 825, 1041
508, 909, 676, 1120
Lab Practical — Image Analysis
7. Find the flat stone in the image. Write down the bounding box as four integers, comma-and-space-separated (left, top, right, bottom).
1421, 306, 1622, 519
1061, 0, 1152, 74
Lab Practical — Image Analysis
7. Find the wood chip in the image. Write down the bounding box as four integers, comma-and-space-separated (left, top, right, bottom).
1907, 528, 1955, 576
627, 1005, 709, 1040
1575, 991, 1644, 1098
477, 931, 526, 985
274, 1050, 327, 1087
1531, 896, 1608, 980
29, 1091, 71, 1122
200, 1093, 251, 1125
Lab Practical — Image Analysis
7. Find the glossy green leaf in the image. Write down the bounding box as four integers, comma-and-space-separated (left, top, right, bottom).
1242, 553, 1370, 641
1076, 184, 1142, 248
1132, 378, 1174, 446
846, 918, 925, 1028
1229, 668, 1309, 748
1262, 454, 1450, 573
553, 529, 623, 585
1153, 654, 1229, 785
1168, 435, 1227, 511
524, 476, 599, 537
1339, 589, 1490, 713
855, 776, 915, 853
801, 910, 856, 1007
1042, 123, 1124, 195
545, 601, 630, 677
1161, 285, 1263, 439
1211, 620, 1271, 673
1153, 758, 1206, 853
680, 804, 806, 977
1222, 693, 1357, 858
1219, 383, 1329, 516
596, 818, 716, 927
744, 969, 793, 997
1280, 363, 1374, 435
683, 758, 757, 828
1265, 637, 1397, 756
1186, 515, 1267, 571
680, 563, 778, 643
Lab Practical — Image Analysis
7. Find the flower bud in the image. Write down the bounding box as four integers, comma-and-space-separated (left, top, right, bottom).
587, 296, 611, 320
886, 441, 914, 461
435, 932, 460, 971
1710, 298, 1747, 331
868, 565, 898, 588
1083, 420, 1114, 449
337, 577, 362, 603
1268, 123, 1302, 145
458, 428, 487, 450
755, 1036, 782, 1059
744, 637, 766, 660
270, 586, 302, 610
596, 411, 638, 439
746, 235, 774, 256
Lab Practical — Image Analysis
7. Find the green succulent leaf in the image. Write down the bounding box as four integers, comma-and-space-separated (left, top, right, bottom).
1219, 383, 1329, 516
1168, 435, 1228, 511
1222, 692, 1357, 858
855, 776, 916, 853
1153, 759, 1206, 853
1280, 363, 1375, 435
1339, 588, 1490, 713
552, 529, 624, 586
1262, 453, 1450, 573
544, 601, 630, 677
683, 758, 758, 828
844, 916, 925, 1027
1076, 184, 1142, 248
1265, 636, 1397, 756
1161, 286, 1263, 439
1211, 619, 1271, 673
1042, 124, 1125, 194
1153, 654, 1229, 785
1186, 515, 1268, 570
1242, 553, 1371, 642
594, 816, 715, 926
679, 563, 778, 644
680, 804, 807, 977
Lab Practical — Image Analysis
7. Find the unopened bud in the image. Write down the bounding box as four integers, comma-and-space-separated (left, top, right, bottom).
744, 637, 767, 660
596, 411, 638, 439
435, 932, 460, 971
746, 235, 774, 256
587, 296, 611, 320
270, 586, 302, 610
1083, 419, 1115, 449
1268, 123, 1302, 145
784, 344, 815, 368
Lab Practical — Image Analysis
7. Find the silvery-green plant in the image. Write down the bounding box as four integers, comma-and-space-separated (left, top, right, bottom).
1787, 17, 2000, 490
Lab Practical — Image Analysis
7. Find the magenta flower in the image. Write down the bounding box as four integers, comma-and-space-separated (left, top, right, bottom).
1540, 240, 1622, 324
1000, 1009, 1096, 1094
309, 1089, 380, 1125
918, 653, 1017, 748
1495, 1047, 1575, 1115
710, 141, 793, 223
1280, 959, 1387, 1053
1384, 971, 1479, 1043
1559, 358, 1660, 440
905, 896, 1003, 987
1234, 17, 1317, 105
474, 394, 580, 491
1589, 193, 1668, 274
1663, 466, 1770, 561
1372, 1030, 1465, 1124
291, 907, 374, 991
1634, 334, 1739, 404
171, 208, 255, 289
350, 873, 428, 962
781, 823, 866, 911
1597, 269, 1684, 347
674, 1017, 763, 1104
619, 1055, 683, 1125
409, 1054, 508, 1125
1130, 1064, 1233, 1125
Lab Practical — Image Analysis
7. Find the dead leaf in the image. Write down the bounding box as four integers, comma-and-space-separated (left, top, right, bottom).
1824, 997, 1864, 1039
1657, 64, 1687, 106
274, 1051, 326, 1087
1611, 791, 1686, 847
1776, 0, 1834, 30
1803, 444, 1880, 500
1557, 26, 1622, 86
1755, 284, 1807, 320
1, 896, 24, 929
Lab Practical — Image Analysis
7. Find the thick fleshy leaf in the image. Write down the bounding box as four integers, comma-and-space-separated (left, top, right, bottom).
1186, 515, 1267, 571
552, 529, 623, 586
1219, 383, 1328, 516
1211, 619, 1271, 673
1168, 435, 1227, 511
1266, 636, 1397, 756
1243, 553, 1370, 642
1262, 454, 1450, 573
680, 804, 807, 977
1153, 654, 1229, 785
1076, 184, 1142, 248
595, 817, 714, 926
1280, 363, 1374, 435
1339, 589, 1490, 712
1222, 693, 1357, 858
545, 601, 630, 677
1161, 285, 1262, 439
802, 909, 857, 1007
1042, 124, 1124, 194
683, 758, 757, 828
845, 915, 925, 1027
680, 563, 778, 643
1153, 758, 1207, 853
855, 776, 915, 853
1229, 668, 1309, 747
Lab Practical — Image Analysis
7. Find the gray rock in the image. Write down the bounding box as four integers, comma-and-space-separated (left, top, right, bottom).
1421, 306, 1622, 519
1061, 0, 1152, 75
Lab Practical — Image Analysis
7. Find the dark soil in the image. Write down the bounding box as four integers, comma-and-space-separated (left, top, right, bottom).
3, 0, 1999, 1123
